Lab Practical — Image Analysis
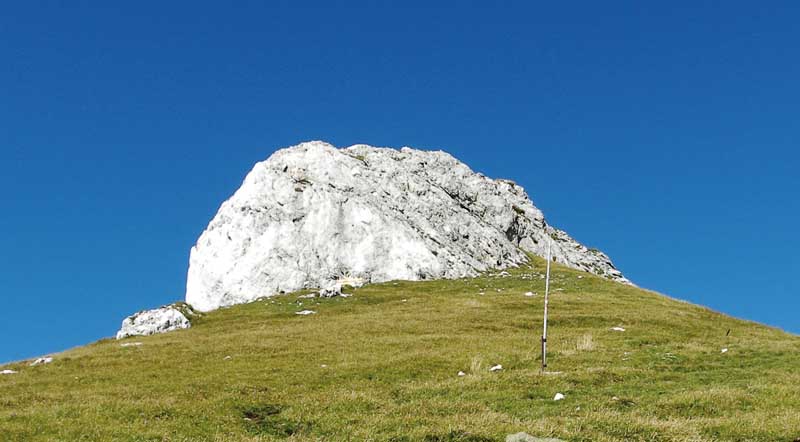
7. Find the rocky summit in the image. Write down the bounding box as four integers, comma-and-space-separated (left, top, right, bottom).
184, 141, 628, 312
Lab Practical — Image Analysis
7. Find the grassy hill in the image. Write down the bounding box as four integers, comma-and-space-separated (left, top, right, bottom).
2, 258, 798, 442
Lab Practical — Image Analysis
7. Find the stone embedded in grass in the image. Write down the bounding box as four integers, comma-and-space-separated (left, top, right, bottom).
489, 364, 503, 372
120, 342, 142, 347
506, 433, 564, 442
318, 283, 342, 298
721, 348, 729, 353
116, 303, 193, 339
610, 326, 626, 332
30, 357, 53, 366
524, 292, 536, 297
553, 393, 565, 401
295, 310, 316, 316
458, 371, 466, 377
297, 293, 316, 299
1, 369, 17, 375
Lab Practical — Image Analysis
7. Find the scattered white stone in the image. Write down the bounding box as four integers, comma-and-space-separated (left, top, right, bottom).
458, 371, 466, 377
30, 357, 53, 366
553, 393, 565, 401
295, 310, 316, 315
612, 396, 620, 401
401, 299, 408, 302
721, 348, 729, 353
506, 433, 565, 442
223, 356, 232, 360
298, 293, 316, 299
524, 292, 536, 297
340, 293, 352, 298
498, 271, 511, 277
116, 304, 193, 339
319, 283, 343, 298
610, 327, 626, 332
120, 342, 142, 347
1, 370, 17, 375
321, 364, 328, 368
184, 141, 631, 312
489, 364, 503, 372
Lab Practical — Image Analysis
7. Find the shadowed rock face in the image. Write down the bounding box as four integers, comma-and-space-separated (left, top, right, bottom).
186, 141, 629, 312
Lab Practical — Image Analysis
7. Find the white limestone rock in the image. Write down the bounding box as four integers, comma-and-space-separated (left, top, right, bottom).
186, 141, 630, 312
116, 304, 193, 339
30, 357, 53, 366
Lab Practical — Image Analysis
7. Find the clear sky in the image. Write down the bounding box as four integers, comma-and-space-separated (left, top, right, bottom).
2, 2, 798, 364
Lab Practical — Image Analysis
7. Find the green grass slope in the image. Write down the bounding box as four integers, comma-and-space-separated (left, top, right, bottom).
2, 258, 799, 442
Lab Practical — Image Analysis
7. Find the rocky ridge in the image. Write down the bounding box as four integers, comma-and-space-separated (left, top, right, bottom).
185, 141, 629, 312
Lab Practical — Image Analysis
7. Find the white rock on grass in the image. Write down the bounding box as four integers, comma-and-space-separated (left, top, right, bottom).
553, 393, 565, 401
116, 304, 193, 339
610, 326, 626, 332
721, 348, 729, 353
295, 310, 316, 315
185, 141, 630, 312
30, 357, 53, 366
120, 342, 143, 347
506, 433, 565, 442
524, 292, 536, 297
489, 364, 503, 372
1, 370, 17, 375
319, 283, 343, 298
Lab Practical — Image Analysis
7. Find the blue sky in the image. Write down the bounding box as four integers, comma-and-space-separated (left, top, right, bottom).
1, 2, 798, 363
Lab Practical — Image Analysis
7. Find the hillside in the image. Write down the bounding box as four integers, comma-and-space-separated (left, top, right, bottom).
1, 259, 798, 442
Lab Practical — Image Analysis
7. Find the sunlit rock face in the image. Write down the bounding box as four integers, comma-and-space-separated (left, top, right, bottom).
116, 304, 192, 339
186, 141, 629, 312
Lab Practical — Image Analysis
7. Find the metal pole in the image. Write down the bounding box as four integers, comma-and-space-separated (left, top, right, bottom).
542, 240, 552, 372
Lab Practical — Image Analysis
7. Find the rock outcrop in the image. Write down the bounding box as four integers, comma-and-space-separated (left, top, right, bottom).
186, 141, 629, 312
116, 303, 194, 339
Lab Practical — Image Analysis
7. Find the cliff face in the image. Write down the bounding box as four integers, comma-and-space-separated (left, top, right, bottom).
185, 141, 628, 312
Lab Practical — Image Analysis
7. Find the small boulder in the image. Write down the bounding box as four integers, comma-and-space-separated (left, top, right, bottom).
610, 326, 626, 332
1, 369, 17, 375
457, 371, 466, 377
553, 393, 565, 401
506, 433, 564, 442
489, 364, 503, 372
30, 357, 53, 366
116, 303, 193, 339
295, 310, 316, 315
319, 283, 343, 298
